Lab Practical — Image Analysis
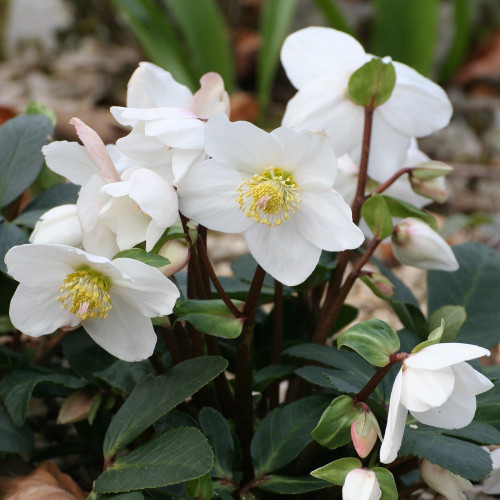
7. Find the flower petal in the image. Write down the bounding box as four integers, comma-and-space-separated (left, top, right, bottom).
406, 343, 490, 370
451, 362, 493, 397
189, 72, 230, 118
145, 116, 205, 150
380, 370, 408, 464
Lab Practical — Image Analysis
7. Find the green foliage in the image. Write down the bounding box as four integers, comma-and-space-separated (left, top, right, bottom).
428, 306, 467, 343
311, 457, 361, 484
94, 359, 155, 394
113, 248, 170, 268
372, 468, 398, 500
0, 220, 29, 273
383, 195, 438, 231
258, 475, 329, 494
25, 100, 57, 126
361, 194, 394, 239
312, 0, 353, 35
0, 403, 33, 452
185, 472, 214, 500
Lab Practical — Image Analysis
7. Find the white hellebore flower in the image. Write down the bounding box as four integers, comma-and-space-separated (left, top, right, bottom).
111, 62, 230, 183
281, 27, 452, 182
30, 204, 82, 247
343, 468, 381, 500
420, 459, 473, 500
5, 244, 180, 361
392, 217, 459, 271
177, 114, 364, 286
380, 343, 493, 464
482, 448, 500, 494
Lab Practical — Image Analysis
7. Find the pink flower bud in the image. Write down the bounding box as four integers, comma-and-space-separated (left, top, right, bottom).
351, 407, 380, 458
409, 176, 447, 203
158, 239, 190, 276
57, 389, 94, 425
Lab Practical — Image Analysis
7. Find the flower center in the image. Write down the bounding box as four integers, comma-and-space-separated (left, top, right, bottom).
58, 266, 112, 320
236, 167, 302, 227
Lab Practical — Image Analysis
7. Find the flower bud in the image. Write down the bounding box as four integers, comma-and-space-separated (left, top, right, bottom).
29, 204, 82, 247
420, 459, 473, 499
411, 161, 453, 180
343, 468, 381, 500
409, 176, 447, 203
157, 239, 190, 276
360, 272, 394, 300
391, 218, 458, 271
351, 404, 381, 458
57, 389, 94, 425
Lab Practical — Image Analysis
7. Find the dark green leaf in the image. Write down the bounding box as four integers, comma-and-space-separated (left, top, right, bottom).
0, 402, 33, 452
95, 360, 155, 394
254, 365, 295, 392
185, 472, 213, 500
311, 457, 361, 484
103, 356, 227, 458
372, 467, 397, 500
258, 475, 330, 494
428, 305, 466, 343
383, 195, 438, 231
0, 221, 29, 273
0, 115, 53, 207
251, 394, 331, 475
95, 427, 213, 493
113, 248, 170, 268
22, 182, 79, 211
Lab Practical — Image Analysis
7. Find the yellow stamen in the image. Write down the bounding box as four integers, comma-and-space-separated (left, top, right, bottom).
58, 266, 112, 320
236, 167, 302, 227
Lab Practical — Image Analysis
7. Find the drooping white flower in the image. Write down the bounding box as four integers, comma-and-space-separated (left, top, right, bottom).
177, 114, 364, 286
30, 204, 82, 247
42, 118, 179, 257
5, 243, 180, 361
420, 459, 473, 500
111, 62, 230, 183
281, 27, 452, 183
380, 343, 493, 464
482, 448, 500, 494
343, 468, 381, 500
391, 218, 458, 271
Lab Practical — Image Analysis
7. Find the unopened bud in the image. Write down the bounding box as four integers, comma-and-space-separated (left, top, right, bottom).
411, 161, 453, 180
30, 204, 82, 247
343, 468, 382, 500
360, 272, 394, 300
158, 238, 190, 276
351, 404, 381, 458
392, 218, 458, 271
409, 176, 447, 203
420, 459, 473, 499
57, 389, 94, 425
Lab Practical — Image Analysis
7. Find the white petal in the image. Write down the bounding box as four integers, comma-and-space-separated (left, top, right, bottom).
380, 370, 408, 464
378, 61, 452, 137
81, 224, 118, 259
406, 343, 490, 370
400, 366, 455, 412
410, 394, 476, 429
189, 72, 230, 118
281, 26, 367, 88
112, 258, 180, 316
270, 127, 337, 187
295, 190, 364, 251
77, 174, 109, 232
451, 362, 493, 396
126, 62, 192, 108
282, 77, 363, 158
9, 284, 80, 336
244, 221, 321, 286
83, 294, 157, 361
204, 114, 281, 173
30, 205, 82, 247
42, 141, 99, 186
343, 469, 381, 500
145, 116, 205, 150
172, 149, 207, 185
483, 449, 500, 494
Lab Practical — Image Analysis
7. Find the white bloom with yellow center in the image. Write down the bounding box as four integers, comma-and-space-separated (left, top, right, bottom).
5, 244, 180, 361
177, 114, 364, 286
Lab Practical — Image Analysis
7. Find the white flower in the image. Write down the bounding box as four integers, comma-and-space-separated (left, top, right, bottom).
177, 114, 364, 286
420, 459, 473, 500
281, 27, 452, 183
5, 243, 180, 361
482, 448, 500, 494
111, 62, 230, 183
30, 204, 82, 247
391, 218, 458, 271
380, 343, 493, 463
343, 468, 381, 500
42, 118, 179, 257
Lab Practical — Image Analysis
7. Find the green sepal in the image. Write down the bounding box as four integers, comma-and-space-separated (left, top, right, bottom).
412, 319, 445, 354
348, 57, 396, 108
361, 194, 394, 240
112, 248, 170, 268
382, 195, 438, 231
337, 319, 400, 367
311, 395, 361, 449
87, 392, 103, 425
185, 472, 214, 500
429, 305, 466, 343
310, 457, 361, 485
372, 467, 398, 500
25, 100, 57, 126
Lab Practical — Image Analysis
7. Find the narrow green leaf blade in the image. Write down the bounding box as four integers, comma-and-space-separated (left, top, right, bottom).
258, 475, 329, 494
0, 403, 33, 452
113, 248, 170, 268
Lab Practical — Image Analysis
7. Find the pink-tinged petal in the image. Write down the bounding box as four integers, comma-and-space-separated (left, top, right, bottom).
350, 113, 411, 183
378, 61, 452, 137
128, 169, 179, 227
244, 222, 321, 286
400, 366, 455, 412
126, 62, 192, 108
189, 72, 230, 118
77, 174, 109, 232
270, 127, 337, 187
406, 343, 490, 370
451, 362, 493, 397
295, 190, 364, 251
410, 394, 476, 429
204, 114, 281, 174
145, 116, 205, 150
112, 258, 180, 317
9, 284, 80, 336
42, 141, 99, 186
380, 370, 408, 464
83, 294, 157, 361
281, 26, 368, 88
70, 118, 120, 183
178, 159, 254, 233
282, 77, 364, 158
